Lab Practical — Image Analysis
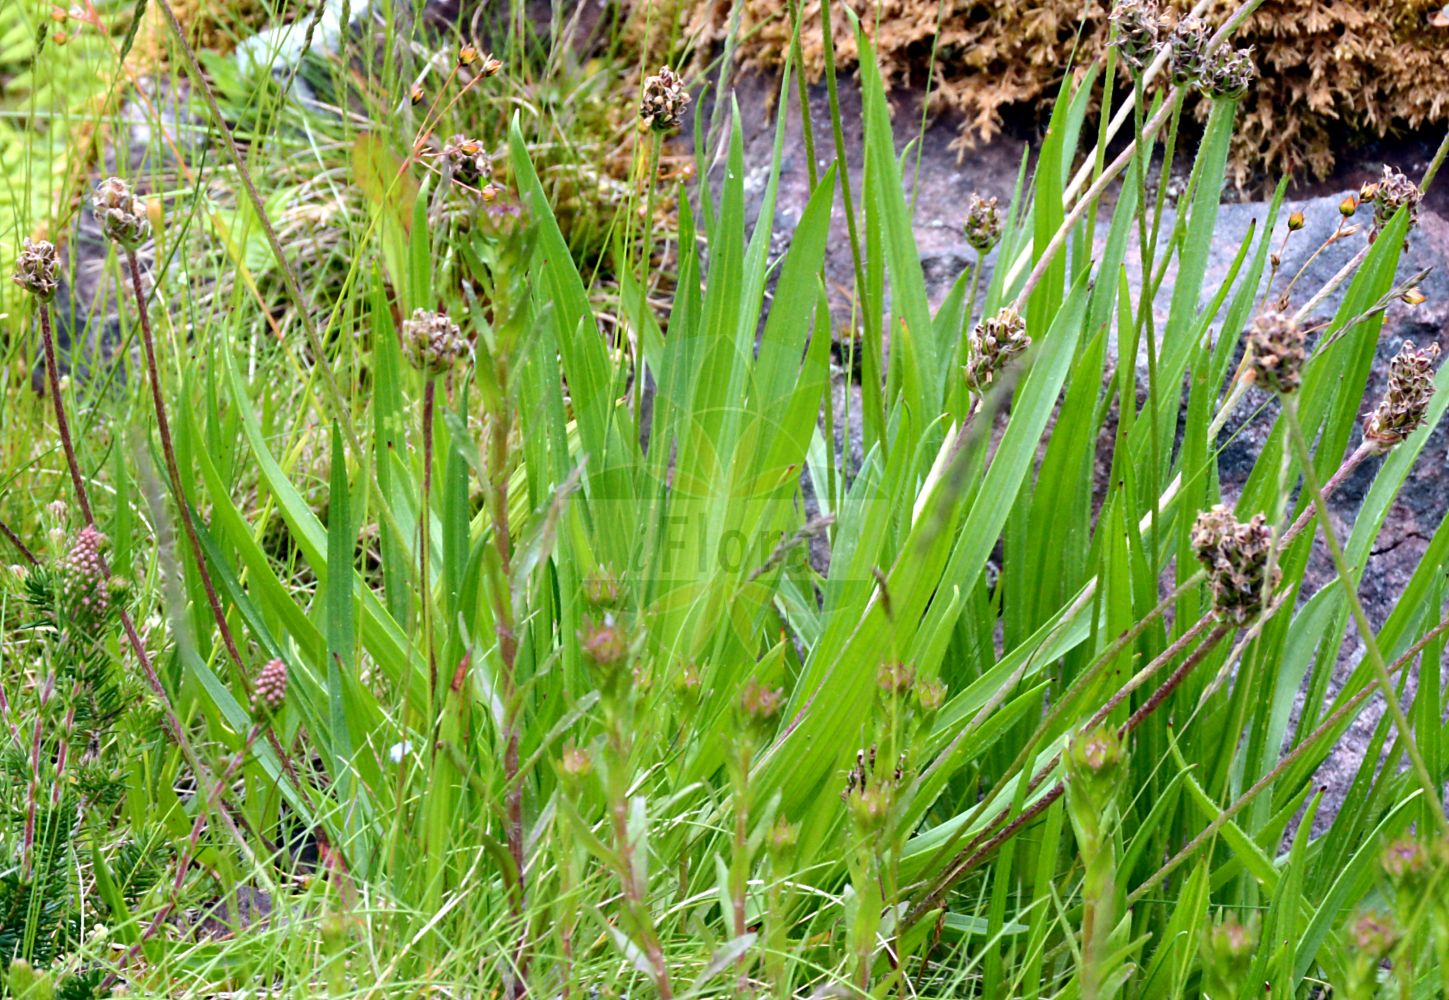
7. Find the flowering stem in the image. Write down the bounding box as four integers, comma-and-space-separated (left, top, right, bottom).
485, 353, 529, 997
1280, 397, 1449, 835
929, 625, 1231, 896
123, 249, 305, 796
124, 250, 248, 689
421, 378, 437, 717
36, 300, 223, 814
1129, 612, 1449, 909
38, 309, 94, 526
0, 515, 38, 566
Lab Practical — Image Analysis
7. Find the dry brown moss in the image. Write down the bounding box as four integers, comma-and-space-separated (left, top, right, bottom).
691, 0, 1449, 182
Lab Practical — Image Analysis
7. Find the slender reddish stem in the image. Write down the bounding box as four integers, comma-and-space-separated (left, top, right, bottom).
125, 251, 248, 689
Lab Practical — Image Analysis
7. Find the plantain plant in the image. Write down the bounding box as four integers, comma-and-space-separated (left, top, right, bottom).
3, 0, 1449, 996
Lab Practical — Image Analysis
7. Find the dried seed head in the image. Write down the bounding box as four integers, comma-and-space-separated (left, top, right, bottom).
1167, 15, 1212, 86
876, 660, 915, 698
1371, 165, 1423, 240
92, 177, 151, 249
1109, 0, 1164, 72
458, 44, 478, 66
59, 525, 109, 625
1191, 505, 1278, 624
401, 308, 468, 376
1339, 194, 1359, 218
1201, 45, 1256, 100
640, 67, 691, 132
1287, 210, 1305, 231
963, 193, 1002, 253
254, 658, 288, 714
842, 745, 875, 801
409, 83, 425, 106
1244, 308, 1307, 394
481, 54, 503, 78
966, 306, 1030, 394
1364, 341, 1440, 451
13, 238, 60, 302
440, 134, 491, 186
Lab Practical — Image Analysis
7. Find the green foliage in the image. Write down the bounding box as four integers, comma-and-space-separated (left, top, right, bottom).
2, 0, 1449, 996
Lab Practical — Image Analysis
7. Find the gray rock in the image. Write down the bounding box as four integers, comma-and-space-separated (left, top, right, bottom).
726, 68, 1449, 830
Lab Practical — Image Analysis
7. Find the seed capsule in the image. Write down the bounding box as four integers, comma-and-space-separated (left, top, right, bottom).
1364, 341, 1440, 451
92, 177, 152, 249
1191, 505, 1279, 624
400, 308, 468, 376
640, 67, 691, 133
963, 193, 1002, 253
12, 238, 60, 302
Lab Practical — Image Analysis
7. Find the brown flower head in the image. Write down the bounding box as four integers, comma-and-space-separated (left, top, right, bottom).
1191, 505, 1279, 624
13, 239, 60, 302
1364, 341, 1439, 451
1109, 0, 1164, 72
640, 67, 691, 132
1201, 46, 1256, 101
401, 308, 468, 376
966, 306, 1030, 394
440, 134, 491, 186
92, 177, 151, 249
1244, 309, 1306, 394
963, 193, 1002, 253
1371, 166, 1423, 240
254, 658, 289, 714
1167, 15, 1212, 86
